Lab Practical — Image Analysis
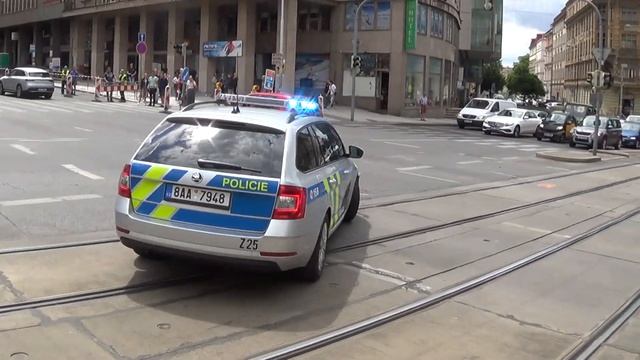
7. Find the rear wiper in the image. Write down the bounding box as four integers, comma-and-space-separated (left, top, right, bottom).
197, 159, 262, 174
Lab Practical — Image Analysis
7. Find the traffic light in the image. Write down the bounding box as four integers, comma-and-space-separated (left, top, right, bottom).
603, 72, 613, 89
351, 55, 362, 70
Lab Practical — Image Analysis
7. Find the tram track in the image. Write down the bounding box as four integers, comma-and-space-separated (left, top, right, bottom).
0, 167, 637, 320
250, 206, 640, 360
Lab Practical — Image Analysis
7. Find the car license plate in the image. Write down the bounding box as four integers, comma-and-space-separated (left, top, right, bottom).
38, 88, 48, 92
464, 119, 472, 124
166, 184, 231, 209
544, 132, 554, 137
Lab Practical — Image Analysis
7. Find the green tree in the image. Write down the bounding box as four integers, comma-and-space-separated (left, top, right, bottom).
506, 55, 546, 98
481, 61, 506, 94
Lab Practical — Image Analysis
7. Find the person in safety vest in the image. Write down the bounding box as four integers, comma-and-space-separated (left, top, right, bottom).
61, 66, 69, 95
118, 69, 128, 102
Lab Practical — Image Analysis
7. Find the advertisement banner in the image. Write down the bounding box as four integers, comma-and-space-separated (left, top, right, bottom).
203, 41, 243, 58
404, 0, 417, 50
263, 69, 276, 91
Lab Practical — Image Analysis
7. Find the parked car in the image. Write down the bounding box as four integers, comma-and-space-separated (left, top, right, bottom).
457, 98, 518, 129
0, 67, 54, 98
570, 116, 622, 150
482, 108, 542, 137
535, 112, 577, 142
621, 121, 640, 149
626, 115, 640, 123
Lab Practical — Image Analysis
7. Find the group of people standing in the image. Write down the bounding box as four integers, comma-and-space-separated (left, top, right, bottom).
323, 80, 337, 108
60, 65, 80, 96
138, 71, 171, 107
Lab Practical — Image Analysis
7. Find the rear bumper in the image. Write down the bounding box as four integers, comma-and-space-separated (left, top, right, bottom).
24, 85, 54, 94
114, 196, 316, 271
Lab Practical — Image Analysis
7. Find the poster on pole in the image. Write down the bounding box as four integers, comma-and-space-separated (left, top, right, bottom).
263, 69, 276, 91
203, 41, 243, 57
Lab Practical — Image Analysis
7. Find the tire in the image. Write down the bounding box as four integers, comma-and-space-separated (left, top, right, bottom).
512, 125, 521, 138
16, 85, 22, 98
0, 82, 4, 95
298, 217, 329, 282
636, 140, 640, 150
536, 135, 542, 141
343, 178, 360, 222
569, 140, 576, 148
600, 137, 607, 150
457, 121, 465, 129
614, 139, 621, 150
43, 93, 52, 100
484, 130, 491, 135
132, 247, 167, 260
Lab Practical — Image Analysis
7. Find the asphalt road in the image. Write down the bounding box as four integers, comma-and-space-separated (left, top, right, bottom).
0, 91, 634, 247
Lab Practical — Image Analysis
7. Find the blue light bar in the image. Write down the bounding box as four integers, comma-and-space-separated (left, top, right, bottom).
287, 97, 319, 113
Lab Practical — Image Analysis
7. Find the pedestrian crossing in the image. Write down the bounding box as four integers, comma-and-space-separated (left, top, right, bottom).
0, 94, 169, 116
373, 135, 563, 154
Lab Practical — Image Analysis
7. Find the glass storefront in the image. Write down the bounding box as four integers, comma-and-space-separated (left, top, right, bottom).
429, 57, 442, 106
405, 55, 424, 107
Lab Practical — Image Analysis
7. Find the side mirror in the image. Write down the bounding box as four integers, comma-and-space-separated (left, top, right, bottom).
348, 145, 364, 159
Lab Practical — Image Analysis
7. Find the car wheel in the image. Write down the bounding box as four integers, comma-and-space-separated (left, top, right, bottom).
298, 216, 329, 282
132, 247, 167, 260
600, 137, 607, 150
536, 135, 542, 141
44, 93, 52, 100
569, 140, 576, 148
614, 139, 621, 150
0, 82, 4, 95
636, 140, 640, 150
457, 121, 465, 129
343, 178, 360, 222
484, 130, 491, 135
16, 85, 22, 98
512, 125, 521, 138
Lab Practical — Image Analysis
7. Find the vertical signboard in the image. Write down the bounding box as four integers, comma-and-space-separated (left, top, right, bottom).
405, 0, 417, 50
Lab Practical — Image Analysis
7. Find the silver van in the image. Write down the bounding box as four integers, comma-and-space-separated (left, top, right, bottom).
457, 98, 518, 129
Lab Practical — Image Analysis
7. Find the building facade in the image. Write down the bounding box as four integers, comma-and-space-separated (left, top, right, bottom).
543, 29, 552, 99
529, 33, 544, 85
551, 9, 566, 102
565, 0, 640, 115
0, 0, 470, 116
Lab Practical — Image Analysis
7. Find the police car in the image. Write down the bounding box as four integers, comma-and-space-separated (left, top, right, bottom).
115, 94, 364, 281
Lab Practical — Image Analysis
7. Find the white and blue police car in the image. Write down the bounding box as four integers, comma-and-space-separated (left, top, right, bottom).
115, 94, 364, 281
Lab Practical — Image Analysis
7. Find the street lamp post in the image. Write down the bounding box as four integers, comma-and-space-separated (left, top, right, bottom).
350, 0, 372, 122
620, 63, 627, 116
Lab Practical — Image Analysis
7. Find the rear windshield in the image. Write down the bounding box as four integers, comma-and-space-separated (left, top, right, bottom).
547, 113, 567, 124
28, 72, 51, 78
134, 118, 286, 178
497, 109, 525, 118
466, 99, 490, 109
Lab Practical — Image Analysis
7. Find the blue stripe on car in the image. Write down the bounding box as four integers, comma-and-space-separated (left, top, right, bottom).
171, 209, 270, 232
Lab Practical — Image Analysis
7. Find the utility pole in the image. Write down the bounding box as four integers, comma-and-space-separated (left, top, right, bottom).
619, 63, 627, 116
350, 0, 372, 122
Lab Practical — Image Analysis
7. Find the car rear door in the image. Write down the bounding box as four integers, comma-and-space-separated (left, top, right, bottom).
130, 118, 285, 237
309, 122, 350, 232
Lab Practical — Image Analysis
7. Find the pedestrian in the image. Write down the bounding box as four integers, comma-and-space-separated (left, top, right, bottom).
139, 73, 148, 104
214, 81, 222, 100
323, 81, 330, 108
128, 63, 137, 83
251, 83, 260, 94
104, 67, 115, 102
418, 92, 429, 121
186, 75, 197, 105
61, 65, 69, 95
211, 74, 218, 97
329, 80, 337, 108
70, 66, 79, 95
231, 73, 238, 94
172, 71, 181, 101
118, 69, 128, 102
147, 72, 159, 107
158, 73, 169, 106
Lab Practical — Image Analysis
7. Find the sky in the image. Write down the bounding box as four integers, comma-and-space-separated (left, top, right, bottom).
502, 0, 567, 66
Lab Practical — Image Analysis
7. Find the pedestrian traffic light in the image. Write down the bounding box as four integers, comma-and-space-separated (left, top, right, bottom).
351, 55, 362, 70
603, 72, 613, 89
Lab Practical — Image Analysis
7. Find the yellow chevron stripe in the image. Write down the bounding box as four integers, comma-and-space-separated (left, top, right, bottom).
150, 204, 178, 220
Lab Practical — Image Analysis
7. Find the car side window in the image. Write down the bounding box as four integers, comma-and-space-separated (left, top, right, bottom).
311, 123, 345, 165
526, 112, 535, 118
10, 69, 21, 76
491, 102, 500, 112
296, 127, 320, 173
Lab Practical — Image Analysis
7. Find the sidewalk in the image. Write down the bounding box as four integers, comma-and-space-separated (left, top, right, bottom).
323, 105, 458, 126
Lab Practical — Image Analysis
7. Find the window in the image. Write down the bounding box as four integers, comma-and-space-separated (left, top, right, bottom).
490, 102, 500, 112
430, 8, 444, 38
296, 127, 319, 172
311, 123, 345, 164
345, 0, 390, 31
622, 33, 637, 49
298, 6, 331, 32
417, 4, 428, 35
622, 8, 639, 25
429, 57, 443, 105
405, 55, 425, 106
134, 119, 286, 178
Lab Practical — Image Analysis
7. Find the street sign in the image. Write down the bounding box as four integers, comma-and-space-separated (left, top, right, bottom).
263, 69, 276, 91
271, 53, 284, 66
592, 48, 611, 66
136, 41, 147, 55
138, 32, 146, 43
29, 44, 35, 53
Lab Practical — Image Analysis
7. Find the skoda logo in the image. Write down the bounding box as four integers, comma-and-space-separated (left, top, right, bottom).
191, 172, 203, 183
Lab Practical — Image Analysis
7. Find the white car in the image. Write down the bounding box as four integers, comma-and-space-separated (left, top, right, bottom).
482, 109, 542, 137
456, 98, 518, 129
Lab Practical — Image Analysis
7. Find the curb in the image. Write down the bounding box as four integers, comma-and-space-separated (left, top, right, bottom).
536, 151, 601, 163
598, 150, 630, 158
324, 113, 458, 127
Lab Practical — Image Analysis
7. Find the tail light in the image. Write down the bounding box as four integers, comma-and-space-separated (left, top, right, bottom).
118, 164, 131, 198
272, 185, 306, 220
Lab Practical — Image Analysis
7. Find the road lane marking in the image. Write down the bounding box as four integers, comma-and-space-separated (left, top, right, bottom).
546, 166, 571, 171
9, 144, 35, 155
475, 142, 494, 145
0, 194, 103, 207
26, 102, 73, 113
520, 148, 554, 152
501, 156, 520, 160
497, 145, 520, 148
456, 160, 484, 165
61, 164, 104, 180
396, 165, 432, 171
454, 139, 477, 142
502, 222, 571, 238
371, 138, 448, 142
384, 142, 420, 148
0, 105, 26, 113
490, 171, 517, 178
74, 126, 94, 132
0, 137, 87, 142
482, 157, 497, 160
399, 171, 460, 183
